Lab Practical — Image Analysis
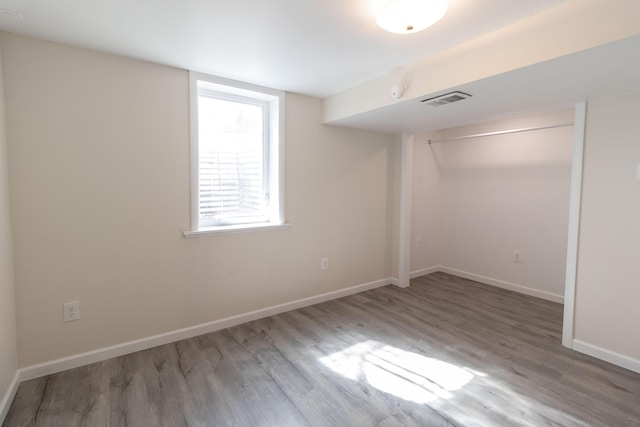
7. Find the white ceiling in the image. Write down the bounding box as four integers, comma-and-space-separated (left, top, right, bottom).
0, 0, 566, 98
329, 34, 640, 134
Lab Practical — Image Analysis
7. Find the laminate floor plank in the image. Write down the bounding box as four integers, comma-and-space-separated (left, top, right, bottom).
244, 317, 394, 426
5, 272, 640, 427
237, 306, 450, 426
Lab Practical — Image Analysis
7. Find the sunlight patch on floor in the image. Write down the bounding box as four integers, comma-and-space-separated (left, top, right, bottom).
319, 340, 476, 404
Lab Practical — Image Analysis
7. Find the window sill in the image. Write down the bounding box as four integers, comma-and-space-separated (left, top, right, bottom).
183, 222, 292, 238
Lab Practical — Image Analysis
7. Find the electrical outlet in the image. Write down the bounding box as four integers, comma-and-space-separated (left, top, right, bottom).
321, 257, 329, 271
64, 301, 80, 322
416, 237, 423, 248
513, 250, 523, 263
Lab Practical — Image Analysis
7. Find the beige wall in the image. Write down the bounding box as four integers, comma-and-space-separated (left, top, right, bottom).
412, 109, 573, 299
1, 33, 397, 367
0, 42, 17, 413
574, 93, 640, 360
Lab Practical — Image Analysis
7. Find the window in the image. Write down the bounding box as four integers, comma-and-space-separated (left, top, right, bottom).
186, 73, 287, 236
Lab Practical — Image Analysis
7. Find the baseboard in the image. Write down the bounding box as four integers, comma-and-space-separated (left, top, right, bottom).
572, 340, 640, 374
410, 266, 440, 279
18, 277, 393, 382
413, 267, 638, 376
438, 266, 565, 304
0, 371, 20, 424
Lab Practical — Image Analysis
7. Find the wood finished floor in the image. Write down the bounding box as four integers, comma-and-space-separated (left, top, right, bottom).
4, 272, 640, 427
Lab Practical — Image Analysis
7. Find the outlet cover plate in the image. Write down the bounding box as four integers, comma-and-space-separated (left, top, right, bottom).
64, 301, 80, 322
513, 250, 523, 263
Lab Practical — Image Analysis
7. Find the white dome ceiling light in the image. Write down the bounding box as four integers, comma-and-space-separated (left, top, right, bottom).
376, 0, 448, 35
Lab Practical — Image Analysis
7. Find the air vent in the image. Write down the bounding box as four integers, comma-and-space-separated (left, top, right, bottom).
421, 91, 472, 107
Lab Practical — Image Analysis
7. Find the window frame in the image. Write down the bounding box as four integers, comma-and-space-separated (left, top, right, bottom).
185, 72, 288, 237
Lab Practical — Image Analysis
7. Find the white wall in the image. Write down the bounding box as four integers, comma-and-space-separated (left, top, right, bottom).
0, 41, 18, 420
1, 33, 398, 367
411, 110, 573, 301
390, 135, 403, 280
573, 93, 640, 364
410, 133, 441, 274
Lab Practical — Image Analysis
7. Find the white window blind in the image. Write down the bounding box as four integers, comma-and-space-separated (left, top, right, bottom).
197, 94, 268, 226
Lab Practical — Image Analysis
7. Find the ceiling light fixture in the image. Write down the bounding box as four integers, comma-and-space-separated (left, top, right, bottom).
376, 0, 448, 35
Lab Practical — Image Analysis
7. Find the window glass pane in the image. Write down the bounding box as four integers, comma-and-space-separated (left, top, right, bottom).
198, 95, 265, 224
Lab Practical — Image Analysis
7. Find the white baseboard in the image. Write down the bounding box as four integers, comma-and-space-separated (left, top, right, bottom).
7, 272, 638, 416
572, 339, 640, 374
410, 266, 440, 279
18, 278, 393, 382
438, 266, 565, 304
0, 371, 20, 424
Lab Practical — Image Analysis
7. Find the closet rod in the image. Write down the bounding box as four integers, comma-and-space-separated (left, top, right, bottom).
427, 122, 573, 144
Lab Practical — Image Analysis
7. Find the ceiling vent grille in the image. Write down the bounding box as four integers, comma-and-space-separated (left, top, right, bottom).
421, 91, 471, 107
